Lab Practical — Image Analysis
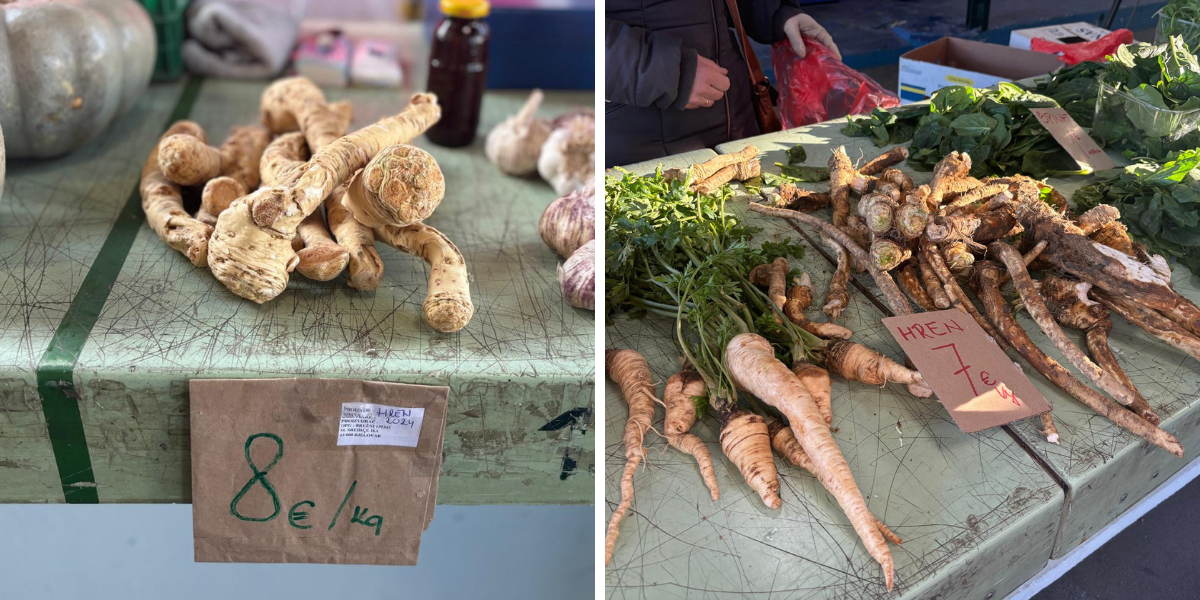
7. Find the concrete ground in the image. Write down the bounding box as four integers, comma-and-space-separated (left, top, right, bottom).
1033, 475, 1200, 600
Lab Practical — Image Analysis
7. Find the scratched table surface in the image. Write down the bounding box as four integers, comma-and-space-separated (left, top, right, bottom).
0, 79, 595, 504
605, 150, 1064, 600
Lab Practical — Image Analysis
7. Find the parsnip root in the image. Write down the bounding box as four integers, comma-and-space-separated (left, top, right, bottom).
604, 349, 659, 565
663, 371, 719, 500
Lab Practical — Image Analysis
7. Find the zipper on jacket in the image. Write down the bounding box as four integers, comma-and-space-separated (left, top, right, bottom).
707, 0, 731, 141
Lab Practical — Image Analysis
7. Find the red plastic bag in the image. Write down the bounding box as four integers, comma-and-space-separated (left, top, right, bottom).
770, 38, 899, 130
1030, 29, 1134, 66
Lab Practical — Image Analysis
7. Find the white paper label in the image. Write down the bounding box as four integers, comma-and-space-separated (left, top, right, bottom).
337, 402, 425, 447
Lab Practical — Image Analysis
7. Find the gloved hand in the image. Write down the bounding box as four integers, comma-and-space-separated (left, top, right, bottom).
783, 13, 840, 59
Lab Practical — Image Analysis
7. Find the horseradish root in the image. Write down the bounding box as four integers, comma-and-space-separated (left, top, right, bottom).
663, 371, 719, 500
141, 121, 214, 267
208, 93, 440, 303
343, 144, 445, 228
295, 195, 351, 281
604, 349, 658, 565
991, 242, 1141, 408
327, 186, 384, 290
822, 233, 851, 320
486, 89, 551, 176
784, 274, 853, 339
973, 261, 1183, 457
375, 222, 473, 332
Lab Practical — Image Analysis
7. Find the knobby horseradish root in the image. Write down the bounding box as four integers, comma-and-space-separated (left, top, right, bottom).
343, 144, 445, 228
374, 222, 474, 333
208, 93, 441, 303
141, 121, 214, 267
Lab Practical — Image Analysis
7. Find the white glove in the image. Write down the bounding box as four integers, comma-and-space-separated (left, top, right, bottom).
783, 13, 841, 60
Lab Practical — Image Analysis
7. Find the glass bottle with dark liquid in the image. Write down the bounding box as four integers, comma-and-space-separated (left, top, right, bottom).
426, 0, 490, 147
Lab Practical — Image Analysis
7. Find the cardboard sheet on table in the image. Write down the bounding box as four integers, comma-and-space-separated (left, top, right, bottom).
190, 378, 448, 564
883, 310, 1051, 432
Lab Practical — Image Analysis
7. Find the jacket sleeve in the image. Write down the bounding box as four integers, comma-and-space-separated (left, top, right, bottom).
605, 18, 698, 110
736, 0, 804, 45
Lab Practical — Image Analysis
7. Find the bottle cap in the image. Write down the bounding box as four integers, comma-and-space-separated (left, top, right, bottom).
440, 0, 489, 19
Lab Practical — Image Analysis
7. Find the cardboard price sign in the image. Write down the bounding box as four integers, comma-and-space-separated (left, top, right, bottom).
1029, 107, 1116, 172
882, 310, 1051, 432
190, 379, 448, 565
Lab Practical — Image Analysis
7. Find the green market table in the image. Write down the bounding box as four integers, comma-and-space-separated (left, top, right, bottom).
605, 121, 1200, 599
0, 80, 595, 505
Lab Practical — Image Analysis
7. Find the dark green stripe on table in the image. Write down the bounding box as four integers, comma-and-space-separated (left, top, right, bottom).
36, 78, 204, 503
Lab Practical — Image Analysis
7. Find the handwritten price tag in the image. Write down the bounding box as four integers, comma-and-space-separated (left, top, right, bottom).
1029, 107, 1116, 172
882, 310, 1051, 432
190, 378, 448, 565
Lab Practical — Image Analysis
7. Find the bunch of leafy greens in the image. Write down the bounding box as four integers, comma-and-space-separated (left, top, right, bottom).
1158, 0, 1200, 51
1074, 149, 1200, 274
841, 83, 1081, 177
1031, 61, 1103, 127
605, 168, 818, 415
842, 105, 927, 147
1091, 37, 1200, 159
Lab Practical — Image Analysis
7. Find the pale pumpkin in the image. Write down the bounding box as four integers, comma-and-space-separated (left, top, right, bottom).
0, 0, 156, 158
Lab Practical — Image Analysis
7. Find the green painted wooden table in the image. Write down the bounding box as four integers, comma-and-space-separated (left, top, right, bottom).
605, 150, 1064, 600
0, 80, 595, 505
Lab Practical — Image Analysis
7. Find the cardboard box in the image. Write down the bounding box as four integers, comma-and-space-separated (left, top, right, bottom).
898, 37, 1065, 103
1009, 22, 1111, 50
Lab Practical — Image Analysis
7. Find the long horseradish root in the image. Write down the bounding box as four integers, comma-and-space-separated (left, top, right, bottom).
374, 223, 473, 333
604, 349, 658, 565
727, 333, 897, 590
991, 242, 1142, 408
662, 371, 719, 500
1039, 275, 1159, 425
720, 411, 781, 509
209, 93, 441, 303
972, 261, 1183, 457
141, 121, 215, 267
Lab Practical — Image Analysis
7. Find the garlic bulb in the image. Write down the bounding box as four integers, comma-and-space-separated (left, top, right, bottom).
538, 113, 595, 195
485, 89, 551, 176
539, 178, 595, 258
558, 239, 595, 310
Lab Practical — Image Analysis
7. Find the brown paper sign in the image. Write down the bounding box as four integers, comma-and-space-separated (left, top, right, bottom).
1029, 107, 1116, 171
882, 310, 1051, 432
190, 378, 448, 565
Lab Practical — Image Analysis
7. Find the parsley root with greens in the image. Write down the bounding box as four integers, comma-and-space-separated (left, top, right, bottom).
605, 168, 907, 589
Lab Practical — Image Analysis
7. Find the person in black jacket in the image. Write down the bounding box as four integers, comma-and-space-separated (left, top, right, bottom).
605, 1, 839, 167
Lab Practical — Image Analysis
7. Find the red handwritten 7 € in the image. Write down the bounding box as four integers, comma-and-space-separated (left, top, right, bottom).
932, 343, 1023, 405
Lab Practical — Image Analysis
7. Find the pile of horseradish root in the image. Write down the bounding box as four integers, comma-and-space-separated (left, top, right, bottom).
142, 78, 594, 331
605, 144, 1200, 590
